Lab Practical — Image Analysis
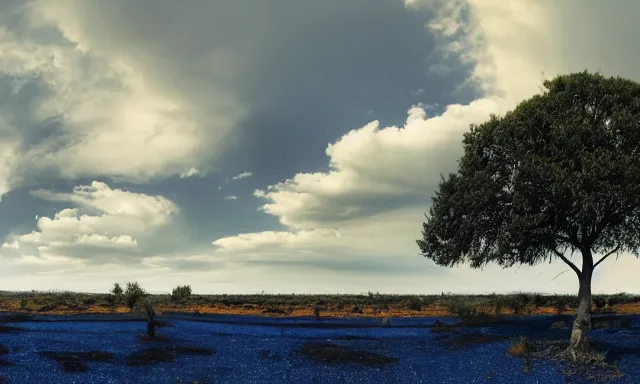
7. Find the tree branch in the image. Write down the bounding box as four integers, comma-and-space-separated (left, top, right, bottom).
552, 247, 582, 277
551, 269, 570, 282
593, 245, 621, 269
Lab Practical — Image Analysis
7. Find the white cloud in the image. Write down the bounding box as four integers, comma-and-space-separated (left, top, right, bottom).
224, 195, 238, 200
3, 1, 640, 294
213, 228, 340, 252
232, 171, 252, 181
210, 0, 640, 293
179, 168, 200, 178
2, 181, 177, 266
253, 99, 501, 230
0, 1, 246, 197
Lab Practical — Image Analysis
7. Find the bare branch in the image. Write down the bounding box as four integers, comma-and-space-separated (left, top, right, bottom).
593, 245, 621, 269
552, 248, 581, 277
551, 269, 570, 282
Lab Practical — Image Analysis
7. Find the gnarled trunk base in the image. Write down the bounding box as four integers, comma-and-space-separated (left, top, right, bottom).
568, 274, 592, 360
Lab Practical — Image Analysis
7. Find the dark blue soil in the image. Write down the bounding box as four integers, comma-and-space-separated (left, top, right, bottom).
0, 313, 638, 383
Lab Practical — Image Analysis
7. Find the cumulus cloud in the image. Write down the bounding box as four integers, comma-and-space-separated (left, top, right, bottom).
253, 100, 500, 229
2, 181, 178, 266
232, 171, 252, 181
212, 0, 640, 293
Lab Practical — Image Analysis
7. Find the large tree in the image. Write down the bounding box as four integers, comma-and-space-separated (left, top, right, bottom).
417, 71, 640, 358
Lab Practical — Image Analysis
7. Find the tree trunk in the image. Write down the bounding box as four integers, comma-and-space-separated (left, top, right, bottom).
569, 269, 592, 358
147, 320, 156, 338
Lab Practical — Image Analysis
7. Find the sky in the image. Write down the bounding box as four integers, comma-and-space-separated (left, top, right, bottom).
1, 0, 640, 294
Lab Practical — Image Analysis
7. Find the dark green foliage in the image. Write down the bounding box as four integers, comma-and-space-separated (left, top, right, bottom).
124, 282, 146, 310
533, 294, 546, 309
418, 71, 640, 351
31, 291, 83, 310
171, 285, 192, 302
19, 299, 28, 311
418, 71, 640, 270
406, 297, 423, 311
506, 294, 530, 315
492, 296, 505, 315
111, 283, 123, 296
446, 298, 489, 320
593, 296, 606, 311
143, 299, 157, 337
110, 283, 123, 306
554, 297, 568, 314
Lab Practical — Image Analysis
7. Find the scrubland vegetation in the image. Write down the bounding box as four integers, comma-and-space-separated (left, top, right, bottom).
1, 287, 638, 319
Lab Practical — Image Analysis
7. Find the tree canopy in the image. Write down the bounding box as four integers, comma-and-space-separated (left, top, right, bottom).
418, 71, 640, 275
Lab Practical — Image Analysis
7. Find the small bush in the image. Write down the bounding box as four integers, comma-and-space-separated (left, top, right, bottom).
447, 299, 487, 320
124, 282, 146, 311
553, 297, 568, 314
171, 285, 192, 303
593, 297, 606, 312
506, 294, 529, 315
533, 294, 545, 309
406, 297, 422, 311
508, 336, 530, 357
262, 307, 286, 314
111, 283, 123, 296
491, 296, 505, 315
143, 299, 157, 338
550, 320, 568, 330
19, 299, 28, 311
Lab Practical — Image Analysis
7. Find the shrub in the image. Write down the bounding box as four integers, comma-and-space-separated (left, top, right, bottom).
553, 297, 567, 314
593, 296, 606, 312
171, 285, 192, 303
447, 299, 487, 320
19, 299, 28, 311
111, 283, 123, 296
533, 294, 545, 309
55, 292, 82, 309
491, 296, 505, 315
124, 282, 146, 311
142, 299, 157, 338
508, 336, 530, 357
407, 297, 422, 311
550, 320, 569, 330
506, 294, 529, 315
110, 283, 123, 306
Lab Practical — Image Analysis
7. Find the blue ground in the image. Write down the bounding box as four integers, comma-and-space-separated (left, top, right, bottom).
0, 313, 639, 383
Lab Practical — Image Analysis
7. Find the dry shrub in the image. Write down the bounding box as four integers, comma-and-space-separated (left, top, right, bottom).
550, 320, 569, 330
508, 336, 530, 357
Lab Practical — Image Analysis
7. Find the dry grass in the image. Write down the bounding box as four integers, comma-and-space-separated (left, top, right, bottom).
3, 291, 640, 318
508, 337, 530, 357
